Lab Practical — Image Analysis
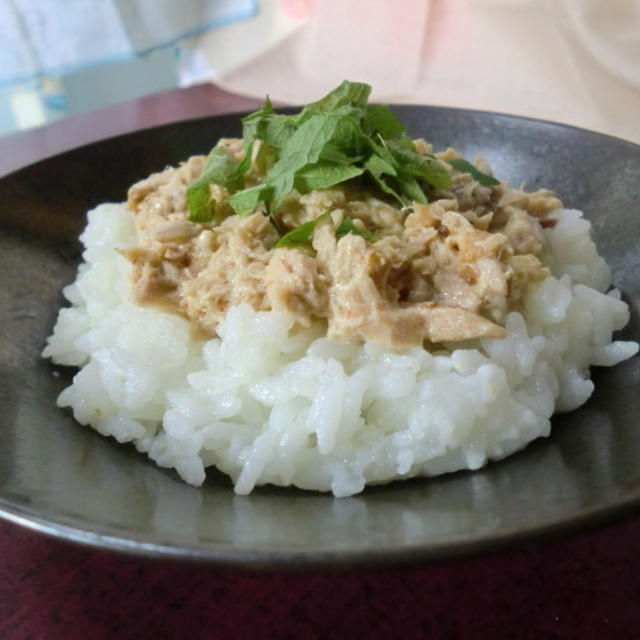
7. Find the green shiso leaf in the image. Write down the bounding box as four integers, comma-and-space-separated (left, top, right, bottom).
187, 145, 244, 221
448, 157, 500, 186
241, 95, 275, 148
187, 184, 216, 222
294, 162, 364, 194
190, 145, 243, 193
274, 211, 331, 249
228, 184, 271, 216
363, 104, 405, 138
335, 217, 376, 242
395, 173, 428, 205
295, 80, 371, 125
364, 152, 397, 178
385, 139, 452, 189
191, 80, 457, 222
235, 141, 254, 177
265, 112, 351, 207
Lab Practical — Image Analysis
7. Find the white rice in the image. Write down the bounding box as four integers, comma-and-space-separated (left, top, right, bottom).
42, 203, 639, 496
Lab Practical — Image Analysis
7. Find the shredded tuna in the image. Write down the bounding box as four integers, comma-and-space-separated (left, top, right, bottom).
123, 140, 557, 348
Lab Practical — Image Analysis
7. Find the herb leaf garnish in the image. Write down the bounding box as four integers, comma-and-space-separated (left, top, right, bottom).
294, 162, 364, 193
187, 146, 243, 222
274, 211, 331, 249
335, 217, 376, 242
448, 157, 500, 186
187, 185, 217, 222
188, 80, 456, 222
228, 184, 271, 217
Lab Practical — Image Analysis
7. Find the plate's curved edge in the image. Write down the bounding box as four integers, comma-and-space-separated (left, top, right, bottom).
2, 493, 639, 570
0, 107, 252, 181
392, 103, 640, 150
2, 104, 638, 182
2, 105, 640, 568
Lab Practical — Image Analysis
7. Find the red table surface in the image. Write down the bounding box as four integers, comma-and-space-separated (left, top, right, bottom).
1, 516, 640, 639
1, 84, 639, 639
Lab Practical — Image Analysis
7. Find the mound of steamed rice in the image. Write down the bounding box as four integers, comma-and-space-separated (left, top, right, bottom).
42, 203, 638, 496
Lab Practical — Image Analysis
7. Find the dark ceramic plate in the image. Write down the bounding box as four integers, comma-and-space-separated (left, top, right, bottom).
1, 107, 639, 568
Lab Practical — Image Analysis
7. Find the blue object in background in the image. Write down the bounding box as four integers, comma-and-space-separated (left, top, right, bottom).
0, 0, 258, 135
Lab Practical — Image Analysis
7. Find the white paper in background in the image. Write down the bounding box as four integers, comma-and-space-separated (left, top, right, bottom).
206, 0, 640, 144
182, 0, 309, 85
557, 0, 640, 90
0, 0, 257, 85
295, 0, 431, 98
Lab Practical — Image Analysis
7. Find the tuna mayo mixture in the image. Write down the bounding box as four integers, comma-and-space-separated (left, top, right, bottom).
124, 140, 560, 349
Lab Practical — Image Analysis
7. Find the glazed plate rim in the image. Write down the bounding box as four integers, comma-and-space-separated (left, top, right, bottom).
1, 104, 639, 568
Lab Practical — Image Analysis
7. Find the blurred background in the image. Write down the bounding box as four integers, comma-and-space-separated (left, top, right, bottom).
1, 0, 639, 142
